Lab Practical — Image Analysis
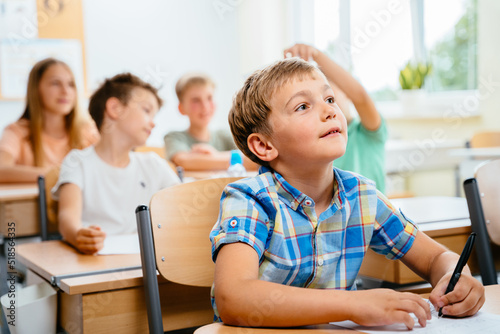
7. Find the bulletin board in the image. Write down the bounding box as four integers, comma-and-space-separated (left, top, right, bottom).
0, 0, 86, 100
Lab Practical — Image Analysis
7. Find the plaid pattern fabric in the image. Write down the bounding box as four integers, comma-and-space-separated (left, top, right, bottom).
210, 166, 418, 318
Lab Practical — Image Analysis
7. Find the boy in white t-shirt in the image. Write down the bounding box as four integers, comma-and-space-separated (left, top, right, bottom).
53, 73, 180, 254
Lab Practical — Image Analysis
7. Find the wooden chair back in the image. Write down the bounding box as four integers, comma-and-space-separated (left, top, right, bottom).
136, 177, 241, 333
470, 131, 500, 148
150, 177, 241, 287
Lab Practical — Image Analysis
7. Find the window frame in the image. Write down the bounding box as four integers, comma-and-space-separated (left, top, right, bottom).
333, 0, 479, 120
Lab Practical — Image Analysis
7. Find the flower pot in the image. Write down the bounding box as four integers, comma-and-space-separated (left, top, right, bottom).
399, 90, 425, 114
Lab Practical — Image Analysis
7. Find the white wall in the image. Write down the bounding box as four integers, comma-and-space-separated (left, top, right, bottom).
0, 0, 247, 146
82, 0, 241, 145
0, 0, 302, 146
1, 1, 498, 196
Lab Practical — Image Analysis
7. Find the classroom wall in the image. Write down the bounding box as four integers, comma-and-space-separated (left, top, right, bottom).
0, 1, 298, 146
0, 1, 498, 197
83, 0, 242, 146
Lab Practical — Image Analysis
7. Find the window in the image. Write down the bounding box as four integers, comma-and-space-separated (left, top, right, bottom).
313, 0, 478, 104
424, 0, 477, 92
313, 0, 341, 55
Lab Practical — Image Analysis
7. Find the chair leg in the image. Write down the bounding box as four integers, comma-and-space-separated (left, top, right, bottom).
464, 179, 498, 285
37, 176, 48, 241
136, 205, 164, 334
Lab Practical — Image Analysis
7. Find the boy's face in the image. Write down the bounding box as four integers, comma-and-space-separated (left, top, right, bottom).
267, 71, 347, 167
179, 84, 215, 128
116, 87, 159, 146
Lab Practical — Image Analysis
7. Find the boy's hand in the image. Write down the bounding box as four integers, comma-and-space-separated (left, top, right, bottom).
75, 225, 106, 254
429, 272, 485, 317
351, 289, 431, 330
284, 44, 319, 61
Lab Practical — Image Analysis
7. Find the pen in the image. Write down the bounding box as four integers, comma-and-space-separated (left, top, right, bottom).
438, 232, 476, 317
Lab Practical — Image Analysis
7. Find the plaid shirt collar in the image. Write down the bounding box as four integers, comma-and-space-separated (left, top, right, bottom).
258, 166, 346, 213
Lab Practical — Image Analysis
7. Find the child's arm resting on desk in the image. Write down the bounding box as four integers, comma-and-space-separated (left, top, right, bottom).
58, 183, 106, 254
214, 242, 431, 328
400, 231, 485, 317
0, 151, 51, 183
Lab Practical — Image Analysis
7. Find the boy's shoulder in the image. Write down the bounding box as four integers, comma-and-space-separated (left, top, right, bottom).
63, 146, 96, 165
164, 130, 189, 139
131, 150, 165, 166
333, 167, 378, 195
213, 128, 232, 138
131, 150, 179, 185
226, 168, 277, 195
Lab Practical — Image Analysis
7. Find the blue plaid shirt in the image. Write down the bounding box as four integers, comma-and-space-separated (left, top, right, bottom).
210, 166, 418, 319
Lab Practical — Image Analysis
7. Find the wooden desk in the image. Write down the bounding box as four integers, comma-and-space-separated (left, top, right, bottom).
359, 196, 474, 285
448, 147, 500, 159
18, 241, 213, 333
197, 284, 500, 333
0, 183, 39, 238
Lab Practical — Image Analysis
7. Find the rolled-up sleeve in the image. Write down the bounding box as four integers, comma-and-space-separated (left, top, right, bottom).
369, 192, 419, 260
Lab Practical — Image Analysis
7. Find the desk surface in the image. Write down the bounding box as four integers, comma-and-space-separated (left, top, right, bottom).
391, 196, 469, 224
448, 147, 500, 158
18, 240, 141, 293
0, 183, 38, 201
19, 241, 214, 333
197, 285, 500, 333
390, 196, 471, 238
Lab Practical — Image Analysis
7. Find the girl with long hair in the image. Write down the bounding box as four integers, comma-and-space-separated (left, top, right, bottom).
0, 58, 98, 182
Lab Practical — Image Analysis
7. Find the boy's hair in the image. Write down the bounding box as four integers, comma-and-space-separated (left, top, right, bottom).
89, 73, 163, 131
229, 58, 319, 167
175, 73, 215, 102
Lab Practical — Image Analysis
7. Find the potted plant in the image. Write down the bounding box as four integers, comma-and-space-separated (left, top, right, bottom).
399, 61, 431, 112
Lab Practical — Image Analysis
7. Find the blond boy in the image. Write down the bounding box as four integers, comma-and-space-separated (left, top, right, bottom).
210, 58, 484, 328
164, 73, 256, 170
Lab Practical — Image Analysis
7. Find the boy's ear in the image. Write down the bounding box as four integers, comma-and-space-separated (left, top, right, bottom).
105, 97, 124, 120
247, 133, 278, 163
178, 102, 186, 115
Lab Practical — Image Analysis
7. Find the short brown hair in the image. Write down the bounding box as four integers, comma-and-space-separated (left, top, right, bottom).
175, 73, 215, 102
229, 58, 319, 167
89, 73, 163, 131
